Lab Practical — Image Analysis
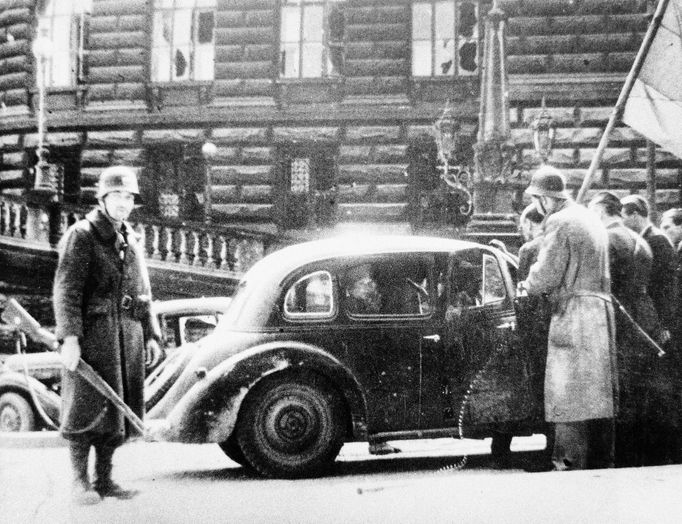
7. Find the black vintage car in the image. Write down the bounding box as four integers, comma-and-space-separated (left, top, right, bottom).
146, 236, 546, 478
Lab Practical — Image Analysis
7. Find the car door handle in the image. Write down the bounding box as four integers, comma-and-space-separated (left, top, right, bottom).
422, 334, 440, 343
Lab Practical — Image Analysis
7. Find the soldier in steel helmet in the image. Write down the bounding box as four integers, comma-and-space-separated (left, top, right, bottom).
518, 165, 616, 471
53, 166, 162, 505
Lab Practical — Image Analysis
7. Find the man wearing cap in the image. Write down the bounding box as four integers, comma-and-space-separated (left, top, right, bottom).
53, 166, 162, 505
519, 166, 616, 471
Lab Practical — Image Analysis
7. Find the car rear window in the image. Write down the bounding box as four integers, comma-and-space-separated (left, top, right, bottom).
283, 270, 335, 319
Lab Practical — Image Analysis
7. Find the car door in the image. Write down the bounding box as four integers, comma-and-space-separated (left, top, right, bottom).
418, 247, 518, 431
335, 254, 435, 434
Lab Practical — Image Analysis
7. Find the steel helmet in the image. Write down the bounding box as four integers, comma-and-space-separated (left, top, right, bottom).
525, 165, 568, 199
96, 166, 141, 202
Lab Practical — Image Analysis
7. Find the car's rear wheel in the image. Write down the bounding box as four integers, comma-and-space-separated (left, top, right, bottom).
0, 392, 36, 432
236, 373, 346, 478
218, 434, 248, 467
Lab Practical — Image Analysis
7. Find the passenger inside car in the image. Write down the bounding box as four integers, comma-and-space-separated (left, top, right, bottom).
344, 264, 382, 315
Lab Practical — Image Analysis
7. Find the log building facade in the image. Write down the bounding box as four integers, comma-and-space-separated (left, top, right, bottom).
0, 0, 679, 245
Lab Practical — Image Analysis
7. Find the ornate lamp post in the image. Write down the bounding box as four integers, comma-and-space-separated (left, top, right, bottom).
201, 141, 217, 225
432, 102, 473, 218
473, 0, 515, 214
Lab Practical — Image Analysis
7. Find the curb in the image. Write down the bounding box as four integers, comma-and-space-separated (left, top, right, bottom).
0, 430, 67, 448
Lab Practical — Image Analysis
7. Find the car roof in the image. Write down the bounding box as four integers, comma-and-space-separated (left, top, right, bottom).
245, 235, 485, 283
152, 296, 232, 315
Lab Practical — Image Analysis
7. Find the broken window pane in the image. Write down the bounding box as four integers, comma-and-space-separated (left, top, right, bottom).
174, 47, 190, 80
151, 0, 216, 82
197, 11, 214, 44
281, 44, 300, 77
435, 37, 455, 76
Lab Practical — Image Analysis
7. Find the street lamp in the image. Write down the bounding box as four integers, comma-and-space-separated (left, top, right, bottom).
432, 101, 473, 217
201, 141, 217, 225
31, 30, 55, 193
531, 97, 556, 164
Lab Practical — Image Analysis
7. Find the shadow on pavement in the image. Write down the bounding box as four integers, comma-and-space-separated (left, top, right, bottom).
152, 449, 549, 483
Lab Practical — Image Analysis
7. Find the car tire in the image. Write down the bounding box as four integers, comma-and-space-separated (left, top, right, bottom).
0, 392, 36, 432
218, 435, 249, 467
236, 373, 346, 478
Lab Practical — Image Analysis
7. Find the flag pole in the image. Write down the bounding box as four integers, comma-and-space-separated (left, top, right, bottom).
576, 0, 670, 203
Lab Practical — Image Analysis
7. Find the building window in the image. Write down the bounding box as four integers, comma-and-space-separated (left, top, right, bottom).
143, 143, 205, 222
276, 144, 337, 228
280, 0, 345, 79
37, 1, 92, 87
412, 0, 479, 77
151, 0, 216, 82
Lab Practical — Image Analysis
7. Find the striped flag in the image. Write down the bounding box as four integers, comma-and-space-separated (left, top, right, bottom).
622, 0, 682, 159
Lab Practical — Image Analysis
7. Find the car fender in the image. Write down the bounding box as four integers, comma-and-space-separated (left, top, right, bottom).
0, 370, 61, 424
153, 341, 368, 444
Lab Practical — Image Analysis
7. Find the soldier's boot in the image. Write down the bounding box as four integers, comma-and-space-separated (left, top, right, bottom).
69, 443, 100, 506
93, 445, 138, 499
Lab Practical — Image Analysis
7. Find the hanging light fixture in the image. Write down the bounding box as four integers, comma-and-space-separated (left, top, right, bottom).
531, 97, 556, 164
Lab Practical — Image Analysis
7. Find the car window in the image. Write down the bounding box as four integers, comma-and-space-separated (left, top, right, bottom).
482, 253, 506, 304
284, 270, 335, 319
180, 315, 220, 344
342, 256, 433, 317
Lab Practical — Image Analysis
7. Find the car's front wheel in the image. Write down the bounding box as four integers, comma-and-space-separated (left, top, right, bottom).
0, 392, 36, 432
218, 434, 248, 467
236, 373, 346, 478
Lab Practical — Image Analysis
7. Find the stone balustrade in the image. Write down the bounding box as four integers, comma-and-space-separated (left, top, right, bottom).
0, 194, 283, 276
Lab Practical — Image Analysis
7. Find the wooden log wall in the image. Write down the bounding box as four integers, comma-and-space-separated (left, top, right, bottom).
87, 0, 148, 105
1, 0, 681, 229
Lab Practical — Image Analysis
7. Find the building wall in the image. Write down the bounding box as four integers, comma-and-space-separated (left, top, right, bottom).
0, 0, 679, 233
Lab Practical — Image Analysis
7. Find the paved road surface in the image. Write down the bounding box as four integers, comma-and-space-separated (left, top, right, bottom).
2, 435, 682, 524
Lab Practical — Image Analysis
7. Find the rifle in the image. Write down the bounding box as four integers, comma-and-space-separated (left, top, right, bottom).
1, 298, 146, 434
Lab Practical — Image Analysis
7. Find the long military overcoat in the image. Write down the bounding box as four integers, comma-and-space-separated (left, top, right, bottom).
525, 200, 616, 423
53, 207, 159, 440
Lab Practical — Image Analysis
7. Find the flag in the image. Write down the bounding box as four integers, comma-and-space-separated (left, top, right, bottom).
622, 0, 682, 159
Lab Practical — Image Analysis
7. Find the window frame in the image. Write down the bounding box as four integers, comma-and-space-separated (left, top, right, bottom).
279, 0, 344, 80
411, 0, 480, 79
283, 270, 337, 321
150, 0, 217, 84
36, 1, 92, 88
343, 255, 435, 321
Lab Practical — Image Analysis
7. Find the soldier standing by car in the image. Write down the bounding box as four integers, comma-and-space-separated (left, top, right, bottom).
519, 166, 616, 471
588, 191, 668, 467
53, 166, 162, 505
